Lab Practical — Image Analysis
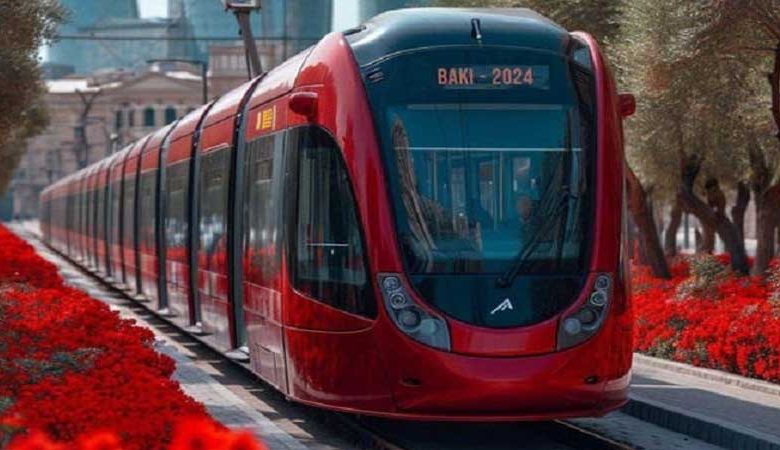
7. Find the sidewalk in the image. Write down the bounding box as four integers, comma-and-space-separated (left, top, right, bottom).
628, 354, 780, 450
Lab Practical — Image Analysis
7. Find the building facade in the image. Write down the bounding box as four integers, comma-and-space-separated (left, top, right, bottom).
10, 70, 203, 219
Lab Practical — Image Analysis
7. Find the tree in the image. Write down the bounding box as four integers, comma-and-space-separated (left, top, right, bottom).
617, 0, 757, 274
693, 0, 780, 274
0, 0, 65, 194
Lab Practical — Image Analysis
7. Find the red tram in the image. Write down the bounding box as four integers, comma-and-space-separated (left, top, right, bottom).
40, 8, 635, 420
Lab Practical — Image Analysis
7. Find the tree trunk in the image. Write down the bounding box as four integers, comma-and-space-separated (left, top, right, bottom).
753, 184, 780, 274
770, 42, 780, 147
731, 182, 750, 242
776, 227, 780, 256
626, 165, 670, 278
664, 197, 683, 257
700, 223, 716, 254
678, 156, 749, 275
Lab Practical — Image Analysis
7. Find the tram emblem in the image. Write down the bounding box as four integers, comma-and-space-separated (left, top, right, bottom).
490, 298, 514, 315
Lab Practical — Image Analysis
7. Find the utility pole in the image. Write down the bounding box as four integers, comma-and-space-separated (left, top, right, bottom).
223, 0, 263, 79
74, 88, 102, 169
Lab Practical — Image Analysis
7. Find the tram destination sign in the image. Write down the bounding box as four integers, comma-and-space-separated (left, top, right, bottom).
436, 65, 550, 90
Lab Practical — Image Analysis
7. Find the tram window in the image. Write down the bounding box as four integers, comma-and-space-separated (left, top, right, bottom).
198, 147, 230, 272
243, 133, 282, 285
292, 127, 375, 318
165, 159, 190, 253
123, 175, 136, 250
110, 178, 122, 249
139, 170, 157, 252
99, 186, 106, 244
91, 187, 98, 241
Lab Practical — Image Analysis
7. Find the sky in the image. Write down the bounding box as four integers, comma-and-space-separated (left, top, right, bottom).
137, 0, 361, 31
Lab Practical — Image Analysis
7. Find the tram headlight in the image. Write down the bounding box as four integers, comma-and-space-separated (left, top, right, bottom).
389, 292, 409, 309
398, 308, 421, 329
379, 274, 451, 351
557, 273, 613, 350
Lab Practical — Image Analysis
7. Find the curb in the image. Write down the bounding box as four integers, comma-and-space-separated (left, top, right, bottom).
633, 353, 780, 398
627, 353, 780, 450
624, 395, 780, 450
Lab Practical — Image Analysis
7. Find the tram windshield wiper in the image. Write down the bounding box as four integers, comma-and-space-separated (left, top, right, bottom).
496, 112, 576, 288
495, 187, 573, 287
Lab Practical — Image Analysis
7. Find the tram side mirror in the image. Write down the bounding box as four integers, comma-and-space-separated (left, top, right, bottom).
619, 93, 636, 118
289, 92, 318, 119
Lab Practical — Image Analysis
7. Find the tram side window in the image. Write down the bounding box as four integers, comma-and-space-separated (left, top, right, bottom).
95, 184, 104, 242
90, 188, 98, 241
123, 176, 136, 249
80, 189, 86, 239
292, 127, 375, 318
198, 147, 230, 271
243, 133, 282, 285
165, 160, 189, 253
110, 179, 122, 248
82, 188, 90, 240
139, 170, 157, 253
66, 194, 75, 237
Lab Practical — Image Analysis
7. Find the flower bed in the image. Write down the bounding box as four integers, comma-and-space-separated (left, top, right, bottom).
633, 255, 780, 383
0, 226, 265, 449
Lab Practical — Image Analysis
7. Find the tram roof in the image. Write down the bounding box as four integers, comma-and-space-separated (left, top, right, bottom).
345, 7, 570, 67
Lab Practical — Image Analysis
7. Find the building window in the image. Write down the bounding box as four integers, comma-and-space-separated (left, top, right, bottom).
128, 109, 135, 127
143, 107, 156, 127
115, 111, 123, 130
164, 106, 177, 125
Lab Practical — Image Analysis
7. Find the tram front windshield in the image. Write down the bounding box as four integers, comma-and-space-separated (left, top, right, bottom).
362, 46, 596, 328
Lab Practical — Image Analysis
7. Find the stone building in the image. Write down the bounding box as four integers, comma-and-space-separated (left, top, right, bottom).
11, 69, 203, 219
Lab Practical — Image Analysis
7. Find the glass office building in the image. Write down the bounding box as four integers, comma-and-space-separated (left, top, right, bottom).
46, 0, 140, 74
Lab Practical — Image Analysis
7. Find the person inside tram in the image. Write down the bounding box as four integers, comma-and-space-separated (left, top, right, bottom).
507, 194, 539, 243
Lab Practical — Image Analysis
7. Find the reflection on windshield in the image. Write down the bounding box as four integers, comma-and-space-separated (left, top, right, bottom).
390, 104, 587, 274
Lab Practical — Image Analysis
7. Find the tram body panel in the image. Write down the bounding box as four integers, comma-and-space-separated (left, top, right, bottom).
241, 98, 291, 391
164, 102, 216, 326
39, 8, 634, 421
122, 136, 150, 295
138, 124, 176, 308
95, 158, 116, 278
164, 133, 196, 324
86, 166, 100, 270
108, 147, 131, 287
196, 116, 240, 350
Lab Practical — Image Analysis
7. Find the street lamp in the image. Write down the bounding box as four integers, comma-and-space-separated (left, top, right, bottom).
222, 0, 263, 79
147, 58, 209, 105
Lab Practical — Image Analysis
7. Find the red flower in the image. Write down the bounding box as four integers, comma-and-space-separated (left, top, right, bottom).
0, 226, 267, 450
632, 255, 780, 382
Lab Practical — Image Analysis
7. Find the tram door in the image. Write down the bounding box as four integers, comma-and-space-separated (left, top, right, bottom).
240, 130, 287, 391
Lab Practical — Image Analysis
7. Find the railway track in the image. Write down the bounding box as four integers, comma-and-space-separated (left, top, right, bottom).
16, 225, 635, 450
335, 414, 634, 450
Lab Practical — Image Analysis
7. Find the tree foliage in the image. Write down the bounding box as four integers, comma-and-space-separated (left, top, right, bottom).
0, 0, 65, 194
